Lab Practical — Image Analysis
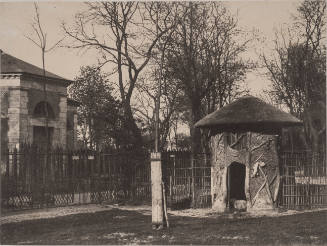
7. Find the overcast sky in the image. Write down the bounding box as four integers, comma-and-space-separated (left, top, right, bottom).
0, 1, 300, 96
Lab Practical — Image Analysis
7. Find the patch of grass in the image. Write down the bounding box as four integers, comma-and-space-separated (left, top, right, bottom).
1, 209, 327, 245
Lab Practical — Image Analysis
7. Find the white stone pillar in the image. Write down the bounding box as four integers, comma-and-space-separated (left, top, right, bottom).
19, 89, 29, 143
7, 88, 21, 149
58, 96, 67, 149
151, 152, 164, 228
73, 113, 78, 149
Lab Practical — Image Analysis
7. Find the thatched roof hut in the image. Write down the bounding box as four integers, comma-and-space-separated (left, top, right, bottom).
195, 96, 301, 133
194, 96, 302, 212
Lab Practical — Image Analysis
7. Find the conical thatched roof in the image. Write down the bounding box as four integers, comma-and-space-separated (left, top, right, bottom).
195, 96, 302, 133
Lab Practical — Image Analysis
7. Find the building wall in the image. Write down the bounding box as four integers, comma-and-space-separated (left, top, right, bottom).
1, 87, 9, 153
1, 74, 74, 150
7, 87, 27, 148
1, 118, 8, 148
1, 87, 9, 116
21, 76, 67, 95
67, 104, 78, 150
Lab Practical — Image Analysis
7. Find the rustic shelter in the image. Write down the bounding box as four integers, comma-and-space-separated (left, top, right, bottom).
0, 51, 78, 151
195, 96, 302, 212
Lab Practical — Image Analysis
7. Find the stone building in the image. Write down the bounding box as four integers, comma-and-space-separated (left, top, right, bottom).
195, 96, 302, 212
0, 51, 78, 151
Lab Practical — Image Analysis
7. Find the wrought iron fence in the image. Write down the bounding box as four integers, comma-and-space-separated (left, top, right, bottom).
2, 146, 326, 211
279, 151, 327, 209
1, 148, 211, 210
1, 147, 151, 210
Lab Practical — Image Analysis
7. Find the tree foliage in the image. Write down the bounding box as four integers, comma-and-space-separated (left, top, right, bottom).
63, 2, 178, 149
69, 66, 121, 150
64, 2, 253, 152
263, 0, 326, 151
134, 70, 184, 151
164, 2, 252, 153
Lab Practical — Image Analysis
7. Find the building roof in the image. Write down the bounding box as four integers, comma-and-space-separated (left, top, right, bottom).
0, 51, 72, 86
195, 95, 302, 133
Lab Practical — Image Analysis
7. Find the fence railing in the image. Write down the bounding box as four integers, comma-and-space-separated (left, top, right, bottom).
1, 147, 152, 210
1, 148, 211, 210
279, 151, 327, 209
2, 147, 325, 211
162, 151, 211, 208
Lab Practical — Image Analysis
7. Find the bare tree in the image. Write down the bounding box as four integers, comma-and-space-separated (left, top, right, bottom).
134, 72, 183, 150
25, 3, 63, 150
262, 0, 326, 152
62, 2, 177, 149
165, 2, 253, 154
132, 2, 184, 151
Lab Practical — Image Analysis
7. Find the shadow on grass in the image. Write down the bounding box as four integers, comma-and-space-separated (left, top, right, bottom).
1, 208, 327, 245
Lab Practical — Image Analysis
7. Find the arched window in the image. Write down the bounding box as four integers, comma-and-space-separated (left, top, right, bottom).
33, 101, 55, 119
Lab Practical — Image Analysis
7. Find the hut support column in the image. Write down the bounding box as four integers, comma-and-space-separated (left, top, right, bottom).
245, 132, 252, 210
245, 154, 251, 210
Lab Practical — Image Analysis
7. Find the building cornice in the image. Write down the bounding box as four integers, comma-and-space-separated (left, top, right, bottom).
21, 72, 72, 87
1, 73, 21, 79
1, 72, 72, 87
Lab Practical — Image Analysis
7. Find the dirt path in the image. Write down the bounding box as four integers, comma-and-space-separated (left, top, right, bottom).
2, 203, 326, 225
1, 206, 327, 245
1, 204, 117, 225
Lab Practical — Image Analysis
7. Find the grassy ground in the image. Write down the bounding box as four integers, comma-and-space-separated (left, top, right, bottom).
1, 207, 327, 245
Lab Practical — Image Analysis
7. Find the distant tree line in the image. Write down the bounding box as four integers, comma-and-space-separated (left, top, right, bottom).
262, 0, 326, 152
64, 0, 325, 153
64, 2, 252, 152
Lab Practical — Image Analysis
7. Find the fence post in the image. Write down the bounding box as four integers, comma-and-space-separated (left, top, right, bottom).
191, 156, 195, 208
13, 147, 17, 190
3, 148, 10, 206
6, 148, 9, 178
169, 175, 173, 197
151, 152, 164, 229
68, 150, 73, 204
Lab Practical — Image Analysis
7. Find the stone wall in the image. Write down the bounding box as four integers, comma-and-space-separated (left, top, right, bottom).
1, 87, 9, 117
1, 118, 8, 152
57, 97, 67, 148
1, 75, 70, 149
1, 87, 9, 155
7, 87, 27, 148
27, 89, 61, 118
66, 104, 78, 149
21, 76, 67, 95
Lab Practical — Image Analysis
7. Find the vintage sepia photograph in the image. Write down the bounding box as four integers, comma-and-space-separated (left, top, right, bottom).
0, 0, 326, 245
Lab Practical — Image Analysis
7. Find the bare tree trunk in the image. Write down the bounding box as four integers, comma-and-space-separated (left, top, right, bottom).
41, 47, 50, 151
189, 97, 203, 207
124, 102, 143, 148
304, 110, 320, 152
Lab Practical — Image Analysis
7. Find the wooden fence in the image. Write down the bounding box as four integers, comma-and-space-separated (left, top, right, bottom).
162, 151, 211, 209
279, 151, 327, 209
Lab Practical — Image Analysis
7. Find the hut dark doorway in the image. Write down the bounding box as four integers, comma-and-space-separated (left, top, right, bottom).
227, 162, 246, 209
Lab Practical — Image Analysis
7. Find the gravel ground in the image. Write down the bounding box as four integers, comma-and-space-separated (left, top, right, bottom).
1, 205, 327, 245
1, 203, 326, 225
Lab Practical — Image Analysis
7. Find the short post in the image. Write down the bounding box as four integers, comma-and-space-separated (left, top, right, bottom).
151, 152, 164, 229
